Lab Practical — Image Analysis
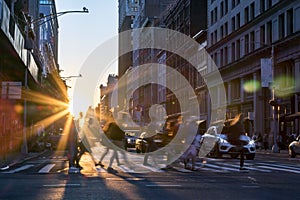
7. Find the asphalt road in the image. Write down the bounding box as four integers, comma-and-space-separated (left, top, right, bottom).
0, 150, 299, 200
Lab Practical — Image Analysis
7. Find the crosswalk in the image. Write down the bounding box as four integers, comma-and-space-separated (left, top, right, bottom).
1, 156, 300, 175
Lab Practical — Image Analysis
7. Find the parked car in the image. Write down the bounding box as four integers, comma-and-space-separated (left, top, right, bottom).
135, 132, 164, 153
202, 126, 256, 160
289, 135, 300, 158
124, 130, 139, 150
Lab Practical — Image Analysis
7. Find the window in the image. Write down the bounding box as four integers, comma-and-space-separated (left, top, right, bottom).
237, 13, 240, 28
287, 9, 294, 35
224, 46, 228, 65
231, 16, 236, 31
220, 49, 224, 67
231, 42, 235, 62
214, 30, 218, 43
40, 0, 52, 4
211, 10, 214, 25
244, 7, 249, 23
236, 39, 240, 59
225, 0, 228, 14
214, 52, 218, 66
250, 31, 255, 52
221, 1, 224, 17
250, 2, 255, 20
266, 0, 272, 9
221, 25, 224, 39
278, 13, 285, 39
224, 22, 228, 36
214, 7, 218, 23
260, 0, 265, 13
210, 32, 214, 45
232, 79, 240, 100
260, 25, 265, 46
245, 34, 249, 54
266, 21, 272, 44
232, 0, 235, 9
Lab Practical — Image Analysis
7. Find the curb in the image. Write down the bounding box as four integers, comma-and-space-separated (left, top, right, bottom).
0, 150, 48, 171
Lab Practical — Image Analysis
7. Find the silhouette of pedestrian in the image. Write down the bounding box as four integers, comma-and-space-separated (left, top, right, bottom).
67, 116, 79, 172
224, 114, 247, 170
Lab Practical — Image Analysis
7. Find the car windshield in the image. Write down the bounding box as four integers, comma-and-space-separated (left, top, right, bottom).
125, 131, 138, 137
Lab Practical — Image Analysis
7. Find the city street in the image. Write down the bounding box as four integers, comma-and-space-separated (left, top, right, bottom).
0, 150, 299, 200
1, 0, 300, 200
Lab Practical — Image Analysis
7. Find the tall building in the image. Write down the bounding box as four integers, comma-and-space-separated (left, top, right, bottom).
130, 0, 175, 124
0, 0, 66, 158
118, 0, 139, 77
99, 74, 118, 123
162, 0, 208, 128
207, 0, 300, 145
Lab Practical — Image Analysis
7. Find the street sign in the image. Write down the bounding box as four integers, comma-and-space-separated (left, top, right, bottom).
261, 58, 272, 87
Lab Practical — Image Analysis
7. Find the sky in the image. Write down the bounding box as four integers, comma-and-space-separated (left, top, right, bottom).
56, 1, 118, 113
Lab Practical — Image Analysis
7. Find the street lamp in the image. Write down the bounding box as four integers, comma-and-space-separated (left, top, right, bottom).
31, 7, 89, 26
60, 74, 83, 81
21, 7, 88, 154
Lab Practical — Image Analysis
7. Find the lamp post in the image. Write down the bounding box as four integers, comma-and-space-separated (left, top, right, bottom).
21, 7, 88, 154
60, 74, 83, 81
270, 45, 280, 153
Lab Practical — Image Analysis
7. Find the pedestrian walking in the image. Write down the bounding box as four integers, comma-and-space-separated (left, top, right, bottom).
102, 118, 126, 173
263, 131, 269, 151
224, 114, 247, 170
67, 116, 80, 172
142, 116, 160, 166
256, 132, 263, 150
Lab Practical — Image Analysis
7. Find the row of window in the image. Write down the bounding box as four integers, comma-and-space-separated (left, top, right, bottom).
211, 6, 294, 48
211, 22, 269, 67
210, 0, 275, 27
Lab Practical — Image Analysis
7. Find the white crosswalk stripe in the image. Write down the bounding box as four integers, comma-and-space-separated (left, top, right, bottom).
217, 162, 271, 173
3, 164, 34, 173
2, 157, 300, 174
38, 164, 55, 173
257, 166, 300, 174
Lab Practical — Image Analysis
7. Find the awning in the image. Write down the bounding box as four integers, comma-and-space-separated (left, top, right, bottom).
285, 112, 300, 120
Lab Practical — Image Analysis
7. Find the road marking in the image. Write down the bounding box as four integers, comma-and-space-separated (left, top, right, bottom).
3, 164, 34, 173
38, 164, 55, 173
137, 164, 165, 173
172, 166, 192, 173
146, 184, 182, 187
203, 163, 240, 172
117, 165, 136, 173
241, 185, 260, 188
257, 162, 300, 171
218, 163, 271, 173
43, 183, 81, 187
126, 177, 145, 181
256, 165, 300, 174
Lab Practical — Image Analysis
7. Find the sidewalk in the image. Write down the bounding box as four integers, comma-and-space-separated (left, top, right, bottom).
0, 151, 46, 170
255, 149, 289, 156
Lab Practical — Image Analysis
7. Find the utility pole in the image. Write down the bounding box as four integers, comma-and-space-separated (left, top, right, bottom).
270, 45, 280, 153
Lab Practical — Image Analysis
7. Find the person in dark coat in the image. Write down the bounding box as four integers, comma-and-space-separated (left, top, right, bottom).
67, 117, 79, 169
224, 114, 247, 170
106, 121, 125, 173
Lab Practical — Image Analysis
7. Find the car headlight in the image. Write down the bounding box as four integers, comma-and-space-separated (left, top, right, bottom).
127, 138, 131, 143
249, 140, 255, 145
219, 138, 228, 144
